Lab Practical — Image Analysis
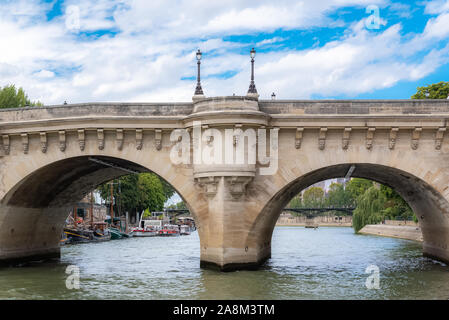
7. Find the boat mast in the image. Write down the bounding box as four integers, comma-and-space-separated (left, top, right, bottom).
110, 180, 114, 226
90, 191, 94, 229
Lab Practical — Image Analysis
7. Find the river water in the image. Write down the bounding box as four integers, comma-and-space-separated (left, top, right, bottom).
1, 226, 449, 300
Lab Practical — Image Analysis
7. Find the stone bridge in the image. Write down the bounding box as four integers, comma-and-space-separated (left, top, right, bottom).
1, 95, 449, 271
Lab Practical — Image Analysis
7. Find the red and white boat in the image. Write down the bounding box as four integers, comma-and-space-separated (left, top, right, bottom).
158, 224, 180, 237
131, 213, 163, 237
131, 226, 158, 237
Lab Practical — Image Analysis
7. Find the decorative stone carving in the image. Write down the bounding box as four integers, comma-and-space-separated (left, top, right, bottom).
295, 127, 304, 149
2, 135, 10, 155
59, 131, 66, 152
411, 127, 422, 150
389, 127, 399, 150
318, 127, 327, 150
195, 176, 220, 197
225, 176, 253, 198
155, 129, 162, 151
205, 133, 214, 146
78, 129, 85, 151
366, 127, 376, 150
21, 134, 29, 154
97, 129, 104, 150
233, 124, 242, 146
115, 129, 123, 151
40, 132, 47, 153
136, 129, 143, 150
435, 127, 446, 150
342, 127, 352, 150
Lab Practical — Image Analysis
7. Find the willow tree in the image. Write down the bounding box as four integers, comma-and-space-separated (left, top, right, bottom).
352, 186, 387, 233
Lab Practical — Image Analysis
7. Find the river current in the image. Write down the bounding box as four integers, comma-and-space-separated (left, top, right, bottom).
1, 226, 449, 300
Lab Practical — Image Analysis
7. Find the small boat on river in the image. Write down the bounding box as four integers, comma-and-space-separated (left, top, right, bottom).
158, 224, 180, 237
179, 224, 191, 236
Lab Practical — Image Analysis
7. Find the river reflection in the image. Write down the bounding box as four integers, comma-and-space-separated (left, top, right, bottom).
1, 227, 448, 300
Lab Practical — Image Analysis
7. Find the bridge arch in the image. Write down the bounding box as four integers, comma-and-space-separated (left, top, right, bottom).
0, 134, 208, 265
247, 162, 449, 267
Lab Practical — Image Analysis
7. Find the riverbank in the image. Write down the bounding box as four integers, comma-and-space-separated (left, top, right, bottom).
359, 224, 423, 242
276, 223, 351, 227
276, 213, 352, 227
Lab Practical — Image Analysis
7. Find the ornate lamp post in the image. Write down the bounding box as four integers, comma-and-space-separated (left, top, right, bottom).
194, 49, 204, 96
271, 92, 276, 100
247, 48, 258, 96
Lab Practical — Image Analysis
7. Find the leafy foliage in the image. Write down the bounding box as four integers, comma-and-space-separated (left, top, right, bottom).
302, 187, 325, 208
166, 201, 187, 210
325, 182, 353, 208
97, 173, 168, 216
0, 85, 43, 108
411, 81, 449, 99
285, 177, 416, 232
352, 186, 386, 232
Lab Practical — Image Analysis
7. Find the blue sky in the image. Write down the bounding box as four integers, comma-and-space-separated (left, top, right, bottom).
0, 0, 448, 104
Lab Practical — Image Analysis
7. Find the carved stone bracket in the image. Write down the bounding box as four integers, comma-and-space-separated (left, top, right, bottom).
116, 129, 123, 151
155, 129, 162, 151
78, 129, 85, 151
97, 129, 104, 150
40, 132, 47, 153
136, 129, 143, 150
225, 176, 253, 198
366, 127, 376, 150
295, 127, 304, 149
21, 133, 29, 154
435, 127, 446, 150
411, 127, 422, 150
59, 131, 66, 152
389, 127, 399, 150
2, 135, 10, 155
318, 127, 328, 150
195, 176, 220, 197
342, 127, 352, 150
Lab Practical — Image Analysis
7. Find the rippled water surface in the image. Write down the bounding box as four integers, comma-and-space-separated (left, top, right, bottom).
1, 227, 449, 300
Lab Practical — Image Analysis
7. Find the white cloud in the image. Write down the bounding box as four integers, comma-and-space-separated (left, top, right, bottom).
0, 0, 447, 104
424, 0, 449, 14
423, 12, 449, 39
34, 70, 55, 78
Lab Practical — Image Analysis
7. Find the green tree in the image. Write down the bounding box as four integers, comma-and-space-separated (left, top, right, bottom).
136, 173, 166, 213
98, 173, 167, 217
287, 194, 303, 209
346, 178, 373, 201
0, 85, 43, 108
302, 187, 325, 208
379, 185, 414, 221
160, 179, 176, 201
325, 182, 353, 208
166, 201, 187, 210
352, 186, 386, 233
411, 81, 449, 99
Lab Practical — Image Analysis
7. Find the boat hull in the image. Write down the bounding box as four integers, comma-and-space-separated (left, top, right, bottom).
132, 231, 158, 237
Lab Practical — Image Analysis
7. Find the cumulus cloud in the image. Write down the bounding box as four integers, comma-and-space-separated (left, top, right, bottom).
0, 0, 447, 104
